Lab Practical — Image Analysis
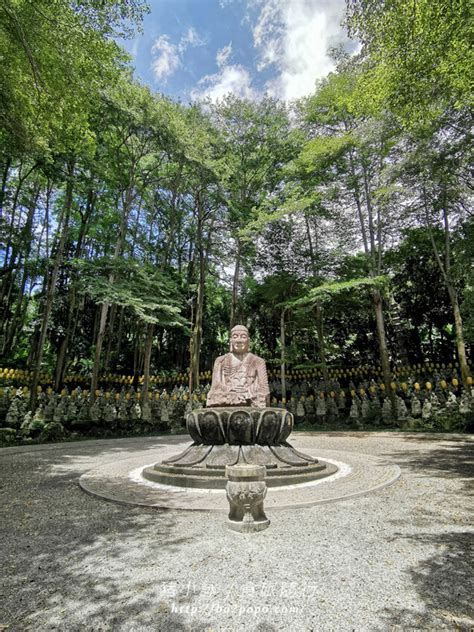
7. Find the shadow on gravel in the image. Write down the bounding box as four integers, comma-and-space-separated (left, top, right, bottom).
377, 530, 474, 630
0, 433, 189, 457
381, 439, 474, 494
377, 437, 474, 630
0, 438, 214, 631
397, 434, 473, 443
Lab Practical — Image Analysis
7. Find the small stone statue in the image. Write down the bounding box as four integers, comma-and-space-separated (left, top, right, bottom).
130, 401, 141, 421
361, 397, 370, 420
422, 399, 432, 420
337, 391, 346, 411
349, 399, 359, 421
117, 399, 129, 422
296, 398, 305, 419
446, 391, 457, 411
396, 396, 408, 422
316, 396, 327, 424
225, 464, 270, 533
327, 397, 339, 423
382, 397, 393, 422
207, 325, 270, 408
459, 392, 471, 414
103, 402, 117, 423
411, 396, 422, 418
6, 398, 22, 428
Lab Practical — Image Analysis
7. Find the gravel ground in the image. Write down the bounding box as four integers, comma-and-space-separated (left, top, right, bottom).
0, 432, 473, 632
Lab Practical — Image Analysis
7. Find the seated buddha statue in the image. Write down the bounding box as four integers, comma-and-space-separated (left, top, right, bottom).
206, 325, 270, 408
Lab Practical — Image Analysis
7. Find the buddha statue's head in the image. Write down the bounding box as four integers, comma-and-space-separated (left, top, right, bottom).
230, 325, 249, 354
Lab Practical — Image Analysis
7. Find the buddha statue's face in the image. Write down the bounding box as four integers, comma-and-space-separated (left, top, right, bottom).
230, 327, 249, 354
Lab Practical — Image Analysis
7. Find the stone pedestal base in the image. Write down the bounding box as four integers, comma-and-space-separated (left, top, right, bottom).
142, 406, 338, 489
226, 464, 270, 533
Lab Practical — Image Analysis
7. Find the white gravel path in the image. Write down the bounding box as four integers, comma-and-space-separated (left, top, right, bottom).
0, 432, 473, 632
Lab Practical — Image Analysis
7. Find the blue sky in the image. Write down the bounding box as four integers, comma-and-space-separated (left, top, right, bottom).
120, 0, 357, 104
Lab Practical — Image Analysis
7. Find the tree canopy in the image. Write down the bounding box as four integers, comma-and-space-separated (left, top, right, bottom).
0, 0, 471, 400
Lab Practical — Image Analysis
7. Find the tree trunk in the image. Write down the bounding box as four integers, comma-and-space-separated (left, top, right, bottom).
2, 265, 28, 356
315, 303, 329, 385
3, 256, 33, 357
190, 237, 206, 392
55, 299, 81, 389
113, 306, 125, 371
1, 161, 38, 281
54, 188, 96, 389
230, 240, 241, 328
447, 284, 471, 382
54, 290, 80, 390
0, 156, 11, 213
1, 182, 39, 353
347, 147, 369, 254
358, 156, 394, 410
90, 187, 132, 400
362, 164, 377, 271
280, 307, 287, 403
304, 213, 317, 277
141, 322, 154, 404
189, 191, 210, 398
90, 302, 109, 399
30, 159, 75, 410
103, 303, 117, 371
373, 287, 396, 410
389, 294, 409, 366
425, 197, 471, 382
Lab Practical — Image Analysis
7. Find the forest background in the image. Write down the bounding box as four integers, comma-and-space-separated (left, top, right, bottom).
0, 0, 472, 411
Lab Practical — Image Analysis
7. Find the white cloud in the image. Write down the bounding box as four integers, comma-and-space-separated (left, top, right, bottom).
192, 64, 256, 102
216, 43, 233, 68
179, 27, 206, 54
253, 0, 283, 71
151, 27, 205, 83
252, 0, 349, 101
151, 35, 180, 82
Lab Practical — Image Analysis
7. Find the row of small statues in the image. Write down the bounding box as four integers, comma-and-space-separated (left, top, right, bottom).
0, 382, 472, 442
0, 368, 468, 409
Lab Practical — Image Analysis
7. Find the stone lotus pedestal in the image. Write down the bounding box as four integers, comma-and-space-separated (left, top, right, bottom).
142, 406, 338, 489
226, 464, 270, 533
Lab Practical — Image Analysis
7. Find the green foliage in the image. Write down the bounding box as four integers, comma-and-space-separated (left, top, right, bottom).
290, 276, 388, 309
298, 134, 353, 173
386, 230, 452, 325
0, 0, 145, 159
346, 0, 473, 126
75, 258, 188, 329
39, 421, 65, 442
241, 192, 319, 238
0, 0, 471, 389
0, 428, 16, 444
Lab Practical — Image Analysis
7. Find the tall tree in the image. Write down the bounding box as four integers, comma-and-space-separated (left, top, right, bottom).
181, 107, 224, 395
389, 112, 472, 380
211, 96, 295, 327
290, 62, 400, 399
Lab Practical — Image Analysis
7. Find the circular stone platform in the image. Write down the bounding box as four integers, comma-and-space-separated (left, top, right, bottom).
142, 455, 337, 489
79, 440, 401, 511
141, 407, 338, 489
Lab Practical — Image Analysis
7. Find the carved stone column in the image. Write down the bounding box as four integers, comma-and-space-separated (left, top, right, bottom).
225, 464, 270, 533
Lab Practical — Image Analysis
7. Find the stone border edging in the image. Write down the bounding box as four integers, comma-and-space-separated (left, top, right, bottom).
78, 444, 401, 512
